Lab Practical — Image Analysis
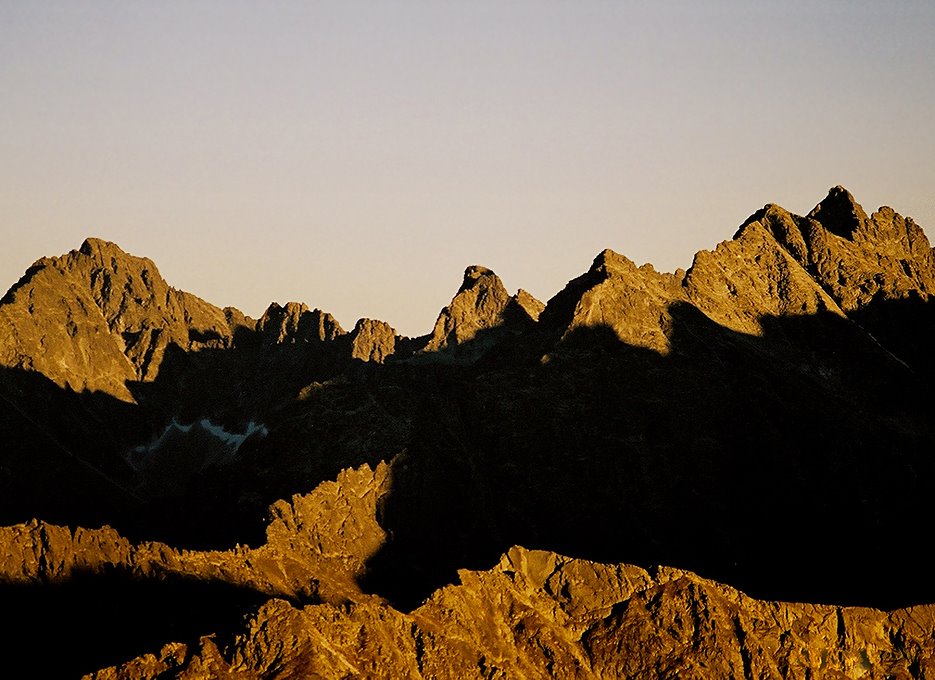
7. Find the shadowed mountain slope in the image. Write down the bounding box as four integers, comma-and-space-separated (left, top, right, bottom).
1, 187, 935, 676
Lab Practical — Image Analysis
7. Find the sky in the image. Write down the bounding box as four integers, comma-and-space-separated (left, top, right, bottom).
2, 1, 934, 336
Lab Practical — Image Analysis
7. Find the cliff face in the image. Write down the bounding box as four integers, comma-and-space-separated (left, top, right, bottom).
794, 186, 934, 309
423, 265, 542, 352
0, 238, 244, 401
2, 186, 935, 678
347, 318, 398, 363
542, 216, 850, 353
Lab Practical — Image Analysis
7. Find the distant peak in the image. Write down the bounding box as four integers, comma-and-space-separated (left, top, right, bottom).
79, 237, 128, 258
458, 265, 501, 293
589, 249, 636, 275
349, 318, 397, 363
262, 301, 309, 317
258, 302, 344, 344
733, 203, 797, 240
465, 264, 494, 277
422, 263, 515, 354
807, 186, 869, 239
512, 289, 545, 322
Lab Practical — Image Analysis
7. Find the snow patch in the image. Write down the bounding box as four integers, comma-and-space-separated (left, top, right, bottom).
127, 418, 268, 472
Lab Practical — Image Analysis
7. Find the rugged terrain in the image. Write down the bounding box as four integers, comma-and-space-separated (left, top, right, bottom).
2, 187, 935, 677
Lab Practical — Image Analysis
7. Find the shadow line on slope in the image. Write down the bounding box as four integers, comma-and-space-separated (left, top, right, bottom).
0, 566, 270, 678
1, 296, 934, 612
359, 299, 935, 612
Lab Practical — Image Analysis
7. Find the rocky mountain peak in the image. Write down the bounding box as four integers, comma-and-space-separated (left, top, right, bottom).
348, 318, 397, 363
589, 248, 639, 277
512, 289, 546, 322
734, 203, 812, 264
6, 190, 935, 677
540, 247, 683, 352
737, 188, 935, 316
807, 185, 870, 239
259, 302, 308, 344
423, 265, 513, 352
458, 264, 498, 293
258, 302, 345, 346
0, 238, 243, 399
421, 264, 548, 360
541, 201, 854, 352
79, 237, 129, 259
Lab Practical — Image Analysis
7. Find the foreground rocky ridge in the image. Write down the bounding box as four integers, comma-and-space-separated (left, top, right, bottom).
3, 186, 935, 676
4, 461, 935, 679
92, 544, 935, 679
0, 463, 390, 603
0, 463, 391, 676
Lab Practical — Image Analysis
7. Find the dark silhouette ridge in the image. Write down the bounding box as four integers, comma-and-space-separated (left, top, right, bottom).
359, 298, 935, 611
850, 289, 935, 377
0, 367, 141, 527
0, 567, 269, 678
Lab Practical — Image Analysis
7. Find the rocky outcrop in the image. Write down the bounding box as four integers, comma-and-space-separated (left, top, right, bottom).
749, 187, 935, 312
0, 462, 390, 678
541, 249, 684, 352
257, 302, 344, 345
0, 462, 389, 601
4, 455, 921, 679
420, 265, 544, 361
348, 318, 398, 363
0, 520, 134, 583
0, 238, 244, 400
89, 544, 935, 679
736, 188, 935, 375
513, 288, 546, 321
424, 265, 514, 351
260, 461, 391, 600
545, 187, 935, 351
540, 189, 933, 355
684, 218, 845, 334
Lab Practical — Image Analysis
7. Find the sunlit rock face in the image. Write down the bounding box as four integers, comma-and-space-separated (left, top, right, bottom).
3, 463, 933, 679
424, 265, 515, 350
1, 187, 935, 677
257, 302, 344, 346
0, 238, 244, 401
40, 470, 935, 679
348, 318, 398, 363
414, 265, 544, 363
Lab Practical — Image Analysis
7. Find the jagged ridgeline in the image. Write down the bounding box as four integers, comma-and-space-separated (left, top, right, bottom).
2, 187, 935, 678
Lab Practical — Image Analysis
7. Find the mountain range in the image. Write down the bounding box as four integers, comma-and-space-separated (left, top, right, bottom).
2, 187, 935, 678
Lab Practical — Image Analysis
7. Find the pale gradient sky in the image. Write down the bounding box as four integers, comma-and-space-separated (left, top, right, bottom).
2, 1, 934, 336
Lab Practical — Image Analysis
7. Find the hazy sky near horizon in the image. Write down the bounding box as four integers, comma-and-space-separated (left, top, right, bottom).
2, 1, 934, 336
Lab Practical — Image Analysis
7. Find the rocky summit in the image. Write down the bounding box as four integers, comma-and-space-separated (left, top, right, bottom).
2, 187, 935, 678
